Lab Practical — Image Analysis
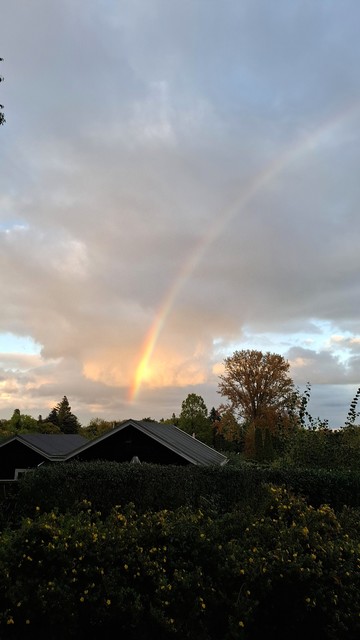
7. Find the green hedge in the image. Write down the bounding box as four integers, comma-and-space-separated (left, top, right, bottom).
12, 461, 268, 522
3, 461, 360, 528
262, 466, 360, 511
0, 486, 359, 639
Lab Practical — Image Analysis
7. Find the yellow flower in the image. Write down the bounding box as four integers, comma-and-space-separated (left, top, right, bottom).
239, 621, 245, 628
106, 599, 111, 606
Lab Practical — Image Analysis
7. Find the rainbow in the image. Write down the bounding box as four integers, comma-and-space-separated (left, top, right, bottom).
128, 103, 360, 403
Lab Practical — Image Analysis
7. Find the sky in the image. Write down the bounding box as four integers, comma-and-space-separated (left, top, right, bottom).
1, 0, 360, 427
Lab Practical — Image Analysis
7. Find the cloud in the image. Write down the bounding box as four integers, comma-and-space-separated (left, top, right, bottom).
1, 1, 360, 426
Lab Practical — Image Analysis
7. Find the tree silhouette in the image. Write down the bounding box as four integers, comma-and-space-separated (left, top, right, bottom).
178, 393, 212, 445
45, 396, 81, 434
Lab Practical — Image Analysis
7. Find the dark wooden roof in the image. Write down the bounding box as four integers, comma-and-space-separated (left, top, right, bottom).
66, 420, 228, 466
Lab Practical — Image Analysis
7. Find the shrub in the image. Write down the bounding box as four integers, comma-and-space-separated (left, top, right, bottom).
12, 461, 268, 522
0, 486, 359, 639
10, 460, 360, 527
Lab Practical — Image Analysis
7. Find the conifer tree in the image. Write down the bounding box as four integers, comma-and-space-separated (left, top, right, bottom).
46, 396, 81, 434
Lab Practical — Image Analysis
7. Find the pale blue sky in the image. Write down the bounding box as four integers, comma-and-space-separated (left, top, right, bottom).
1, 1, 360, 426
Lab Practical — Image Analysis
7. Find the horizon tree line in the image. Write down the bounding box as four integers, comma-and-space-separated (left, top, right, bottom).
1, 350, 359, 464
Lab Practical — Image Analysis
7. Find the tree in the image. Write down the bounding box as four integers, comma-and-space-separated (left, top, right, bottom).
82, 418, 114, 439
45, 396, 81, 434
8, 409, 38, 433
46, 407, 59, 427
178, 393, 212, 445
218, 350, 296, 430
209, 407, 221, 425
0, 58, 5, 126
211, 404, 243, 451
160, 413, 180, 426
254, 426, 264, 461
9, 409, 21, 431
263, 428, 275, 461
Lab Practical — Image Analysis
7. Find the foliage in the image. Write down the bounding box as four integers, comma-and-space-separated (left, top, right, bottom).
0, 410, 46, 439
280, 425, 360, 471
81, 418, 115, 439
344, 387, 360, 427
160, 413, 180, 426
4, 459, 360, 530
0, 487, 359, 639
254, 426, 264, 461
263, 428, 275, 461
178, 394, 212, 445
10, 461, 270, 522
218, 350, 296, 430
298, 382, 329, 430
212, 404, 243, 451
9, 409, 40, 433
45, 396, 81, 434
36, 420, 61, 434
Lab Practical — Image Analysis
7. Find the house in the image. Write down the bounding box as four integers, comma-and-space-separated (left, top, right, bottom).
0, 433, 87, 480
67, 419, 228, 466
0, 420, 228, 480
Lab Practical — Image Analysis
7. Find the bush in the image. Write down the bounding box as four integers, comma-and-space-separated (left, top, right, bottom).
12, 461, 269, 522
0, 486, 359, 639
9, 460, 360, 529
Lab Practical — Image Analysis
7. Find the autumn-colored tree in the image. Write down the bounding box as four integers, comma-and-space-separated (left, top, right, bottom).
218, 350, 296, 430
211, 404, 243, 451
